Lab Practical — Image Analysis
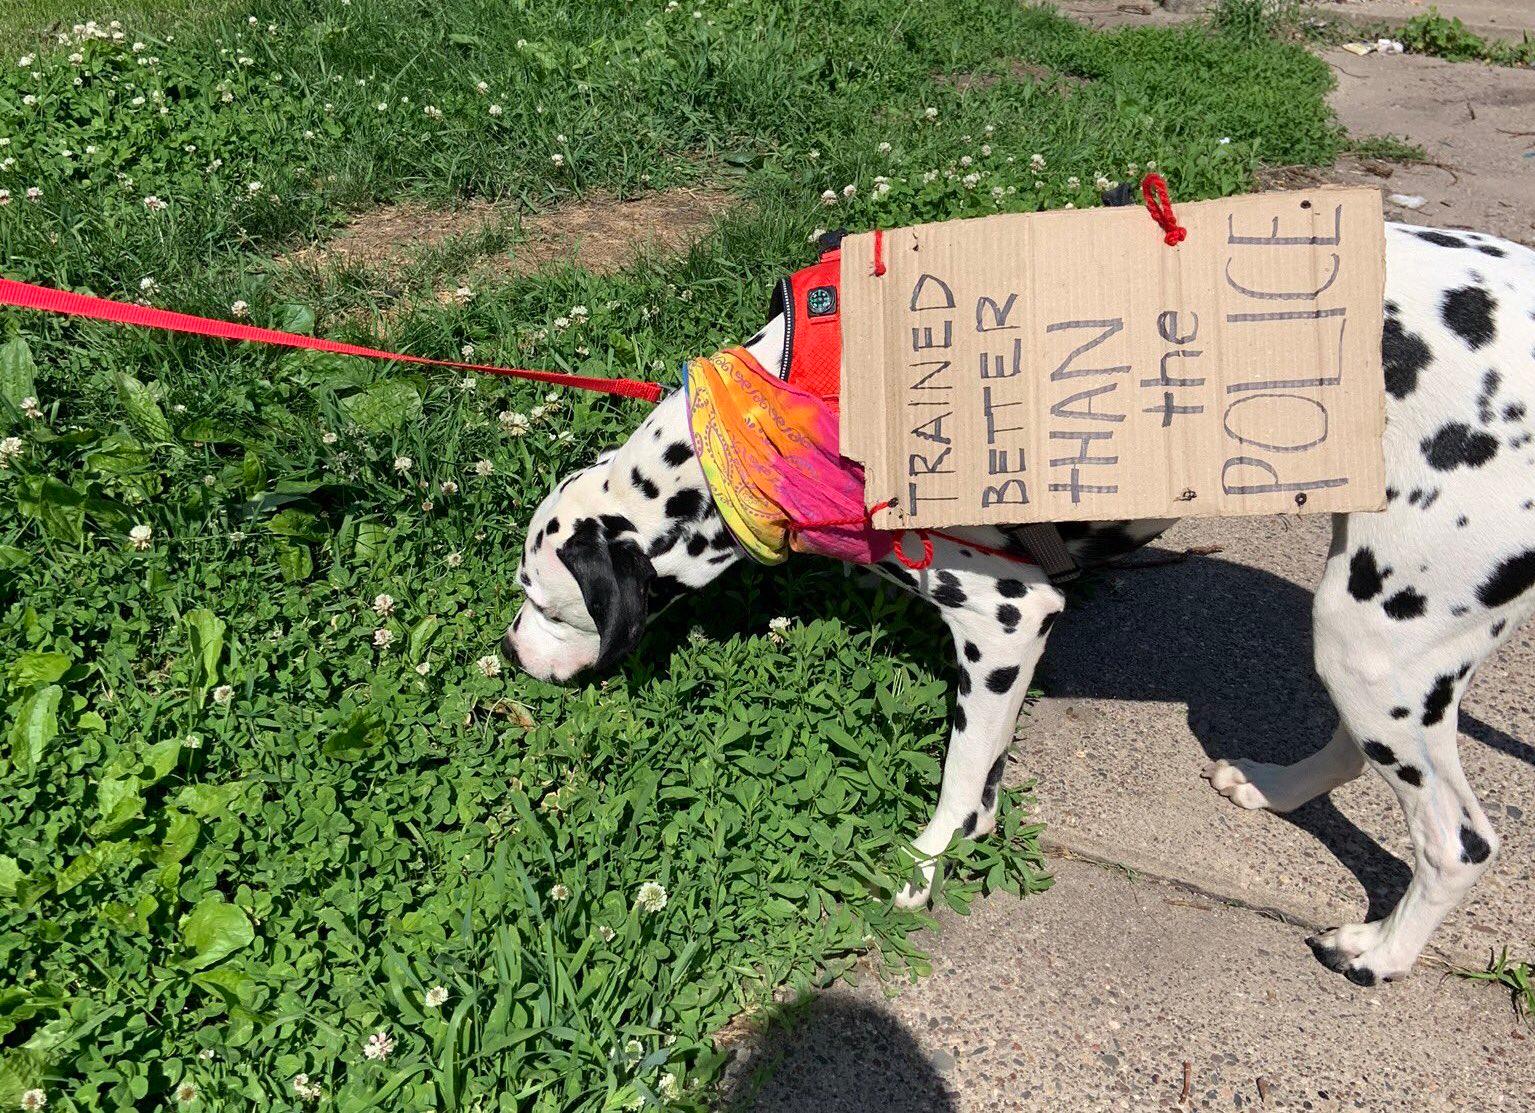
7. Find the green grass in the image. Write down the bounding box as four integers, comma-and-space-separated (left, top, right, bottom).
0, 2, 1342, 1109
1397, 9, 1535, 66
1457, 948, 1535, 1020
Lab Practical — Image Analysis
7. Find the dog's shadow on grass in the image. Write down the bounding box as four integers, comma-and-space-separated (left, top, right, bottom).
1035, 548, 1533, 920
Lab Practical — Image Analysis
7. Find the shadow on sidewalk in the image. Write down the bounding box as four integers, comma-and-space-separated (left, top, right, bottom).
719, 994, 957, 1113
1036, 547, 1530, 919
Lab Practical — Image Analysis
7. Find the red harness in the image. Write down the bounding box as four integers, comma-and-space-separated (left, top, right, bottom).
769, 243, 844, 407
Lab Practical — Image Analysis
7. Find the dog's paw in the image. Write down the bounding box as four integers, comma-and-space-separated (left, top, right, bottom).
1201, 758, 1306, 813
893, 860, 939, 911
1306, 923, 1408, 985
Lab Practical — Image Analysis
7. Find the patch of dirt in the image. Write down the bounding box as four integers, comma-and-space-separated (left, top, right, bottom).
937, 60, 1090, 94
287, 185, 737, 280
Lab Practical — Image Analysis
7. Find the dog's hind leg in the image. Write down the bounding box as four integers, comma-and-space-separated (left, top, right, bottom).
872, 531, 1063, 909
1203, 724, 1366, 813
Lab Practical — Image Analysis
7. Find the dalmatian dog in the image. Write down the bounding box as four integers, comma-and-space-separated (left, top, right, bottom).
506, 222, 1535, 987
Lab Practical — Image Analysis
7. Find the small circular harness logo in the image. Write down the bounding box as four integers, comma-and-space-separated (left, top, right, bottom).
807, 285, 837, 317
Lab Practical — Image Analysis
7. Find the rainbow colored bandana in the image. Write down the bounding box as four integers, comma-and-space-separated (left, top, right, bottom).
684, 348, 892, 566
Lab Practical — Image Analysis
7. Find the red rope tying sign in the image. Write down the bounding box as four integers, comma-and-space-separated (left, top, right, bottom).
1140, 173, 1187, 246
0, 277, 666, 403
871, 228, 887, 277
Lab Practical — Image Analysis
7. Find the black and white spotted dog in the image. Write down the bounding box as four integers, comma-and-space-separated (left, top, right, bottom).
506, 222, 1535, 987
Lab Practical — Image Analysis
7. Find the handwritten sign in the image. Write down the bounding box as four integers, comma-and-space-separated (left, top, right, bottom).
839, 188, 1386, 529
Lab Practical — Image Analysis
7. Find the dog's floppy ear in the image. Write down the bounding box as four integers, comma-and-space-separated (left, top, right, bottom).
556, 518, 656, 672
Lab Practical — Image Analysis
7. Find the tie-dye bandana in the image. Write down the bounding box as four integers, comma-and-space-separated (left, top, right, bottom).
684, 348, 892, 566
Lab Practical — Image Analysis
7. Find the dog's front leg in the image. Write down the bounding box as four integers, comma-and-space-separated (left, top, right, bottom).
873, 532, 1064, 909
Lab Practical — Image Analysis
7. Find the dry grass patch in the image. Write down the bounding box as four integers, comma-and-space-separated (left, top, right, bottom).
287, 185, 737, 283
936, 60, 1090, 94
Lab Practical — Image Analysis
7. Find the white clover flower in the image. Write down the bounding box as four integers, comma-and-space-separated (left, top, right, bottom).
807, 149, 819, 160
184, 733, 203, 749
246, 180, 263, 193
20, 396, 42, 420
500, 411, 530, 436
1146, 160, 1158, 171
624, 1038, 644, 1059
424, 985, 449, 1008
569, 306, 588, 321
991, 186, 1005, 200
321, 431, 338, 446
962, 172, 980, 187
292, 1074, 322, 1102
923, 106, 938, 119
69, 52, 84, 64
475, 80, 488, 93
659, 1073, 681, 1101
473, 459, 494, 477
373, 593, 395, 616
458, 376, 477, 391
1218, 136, 1231, 145
445, 550, 462, 567
303, 129, 314, 140
1066, 176, 1080, 189
1030, 153, 1046, 172
131, 41, 145, 52
130, 95, 145, 106
143, 195, 168, 212
440, 480, 459, 497
476, 654, 501, 678
878, 141, 891, 153
460, 343, 475, 358
819, 189, 837, 206
198, 1049, 215, 1061
423, 105, 442, 119
26, 186, 42, 202
393, 455, 413, 474
363, 1029, 395, 1062
21, 1090, 46, 1111
488, 104, 503, 117
213, 684, 234, 706
841, 183, 856, 198
18, 54, 34, 67
454, 285, 473, 303
635, 881, 668, 913
175, 1083, 197, 1104
596, 924, 616, 942
129, 523, 153, 550
373, 628, 394, 649
550, 153, 565, 168
414, 660, 431, 676
1095, 175, 1112, 191
959, 155, 972, 168
550, 883, 570, 901
230, 300, 249, 317
529, 404, 548, 421
807, 227, 826, 244
0, 436, 23, 467
768, 616, 791, 633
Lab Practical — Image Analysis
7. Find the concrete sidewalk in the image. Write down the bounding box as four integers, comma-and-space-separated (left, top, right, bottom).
736, 860, 1534, 1111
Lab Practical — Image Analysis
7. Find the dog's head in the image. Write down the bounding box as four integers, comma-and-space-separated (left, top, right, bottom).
504, 390, 741, 681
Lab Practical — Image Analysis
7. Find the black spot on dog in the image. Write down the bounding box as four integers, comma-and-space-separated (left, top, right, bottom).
631, 468, 659, 499
544, 517, 560, 538
997, 603, 1020, 630
1459, 825, 1491, 865
1416, 230, 1466, 249
964, 641, 981, 662
1457, 662, 1472, 680
665, 488, 705, 521
1456, 515, 1470, 528
1382, 317, 1432, 399
997, 578, 1026, 598
1347, 548, 1388, 601
519, 570, 532, 587
600, 514, 635, 537
1491, 619, 1507, 638
1385, 486, 1399, 503
985, 665, 1020, 694
686, 533, 708, 557
1038, 610, 1058, 637
1396, 765, 1423, 788
1441, 286, 1497, 350
1422, 674, 1456, 726
1383, 588, 1427, 620
1478, 244, 1506, 258
1504, 402, 1526, 422
1361, 740, 1397, 765
710, 529, 735, 550
707, 552, 733, 565
1421, 422, 1498, 471
953, 704, 967, 732
957, 667, 971, 696
961, 811, 978, 837
663, 441, 692, 467
1391, 706, 1410, 720
881, 561, 919, 590
982, 754, 1007, 810
933, 571, 967, 608
648, 533, 679, 559
1419, 489, 1441, 510
1344, 966, 1378, 988
1477, 549, 1535, 608
1451, 604, 1470, 617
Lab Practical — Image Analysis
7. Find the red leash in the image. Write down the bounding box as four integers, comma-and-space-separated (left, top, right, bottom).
1140, 173, 1186, 246
0, 277, 665, 403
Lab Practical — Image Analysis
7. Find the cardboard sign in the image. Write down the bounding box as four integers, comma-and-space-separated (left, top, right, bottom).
839, 188, 1387, 529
